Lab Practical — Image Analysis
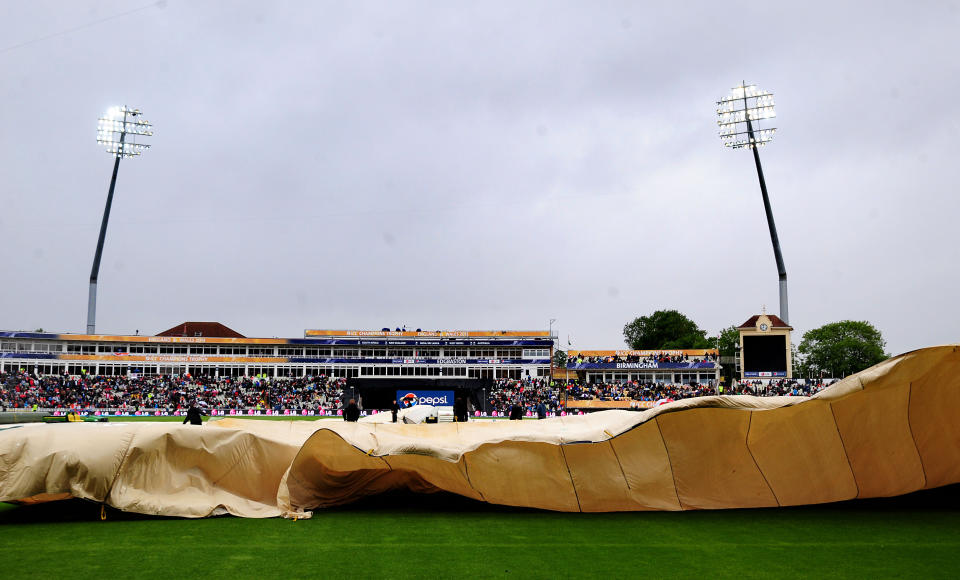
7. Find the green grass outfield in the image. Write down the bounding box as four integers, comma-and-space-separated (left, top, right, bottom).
2, 486, 959, 579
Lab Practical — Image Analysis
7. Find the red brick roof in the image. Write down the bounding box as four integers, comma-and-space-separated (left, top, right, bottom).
737, 314, 792, 330
156, 322, 245, 338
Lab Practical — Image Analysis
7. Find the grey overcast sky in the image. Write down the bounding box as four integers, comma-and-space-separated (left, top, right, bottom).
2, 0, 959, 355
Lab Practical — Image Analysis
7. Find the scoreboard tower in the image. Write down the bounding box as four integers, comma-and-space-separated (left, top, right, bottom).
737, 312, 793, 381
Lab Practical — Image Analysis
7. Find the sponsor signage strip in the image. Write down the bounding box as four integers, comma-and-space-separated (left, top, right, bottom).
0, 332, 550, 348
288, 339, 552, 346
568, 349, 718, 357
1, 353, 551, 365
397, 390, 454, 407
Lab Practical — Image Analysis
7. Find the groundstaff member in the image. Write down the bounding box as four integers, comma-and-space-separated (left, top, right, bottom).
454, 396, 468, 422
183, 402, 206, 425
536, 402, 547, 419
390, 399, 399, 423
343, 399, 361, 422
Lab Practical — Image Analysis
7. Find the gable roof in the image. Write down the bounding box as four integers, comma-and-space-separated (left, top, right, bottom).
156, 322, 246, 338
737, 314, 792, 330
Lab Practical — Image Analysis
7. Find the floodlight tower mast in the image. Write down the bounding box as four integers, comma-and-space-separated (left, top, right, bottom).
717, 83, 788, 324
88, 106, 152, 334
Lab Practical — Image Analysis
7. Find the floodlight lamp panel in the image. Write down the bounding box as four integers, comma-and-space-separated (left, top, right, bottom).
716, 83, 777, 149
96, 105, 152, 158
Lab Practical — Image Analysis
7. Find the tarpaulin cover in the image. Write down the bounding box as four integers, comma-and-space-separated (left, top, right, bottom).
1, 345, 958, 518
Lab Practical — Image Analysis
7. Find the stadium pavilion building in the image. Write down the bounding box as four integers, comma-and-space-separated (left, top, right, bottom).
565, 349, 720, 385
0, 322, 553, 381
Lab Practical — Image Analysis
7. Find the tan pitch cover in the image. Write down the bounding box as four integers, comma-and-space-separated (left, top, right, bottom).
1, 345, 958, 518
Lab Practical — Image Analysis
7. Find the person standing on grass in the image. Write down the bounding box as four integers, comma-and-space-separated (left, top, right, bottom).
183, 401, 206, 425
453, 396, 468, 422
390, 399, 399, 423
343, 398, 361, 422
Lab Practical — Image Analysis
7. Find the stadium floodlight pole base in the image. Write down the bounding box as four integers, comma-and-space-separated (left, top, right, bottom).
778, 276, 789, 327
86, 282, 98, 335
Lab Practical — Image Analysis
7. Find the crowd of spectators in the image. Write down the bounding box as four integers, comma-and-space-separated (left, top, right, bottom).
487, 378, 563, 415
564, 381, 714, 402
571, 352, 718, 365
486, 377, 833, 414
1, 370, 833, 415
0, 371, 346, 412
731, 379, 831, 397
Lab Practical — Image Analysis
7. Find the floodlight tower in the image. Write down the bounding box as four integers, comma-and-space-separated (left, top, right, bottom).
88, 106, 152, 334
717, 83, 788, 324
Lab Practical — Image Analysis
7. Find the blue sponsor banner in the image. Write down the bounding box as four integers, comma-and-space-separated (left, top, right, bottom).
289, 357, 550, 365
0, 332, 60, 340
743, 371, 787, 378
0, 332, 552, 347
397, 390, 454, 408
0, 352, 57, 360
566, 362, 716, 370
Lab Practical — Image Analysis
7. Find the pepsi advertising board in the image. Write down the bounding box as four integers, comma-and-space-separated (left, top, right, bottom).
397, 390, 454, 408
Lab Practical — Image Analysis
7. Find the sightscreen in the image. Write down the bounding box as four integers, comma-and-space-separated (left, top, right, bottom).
743, 335, 787, 373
